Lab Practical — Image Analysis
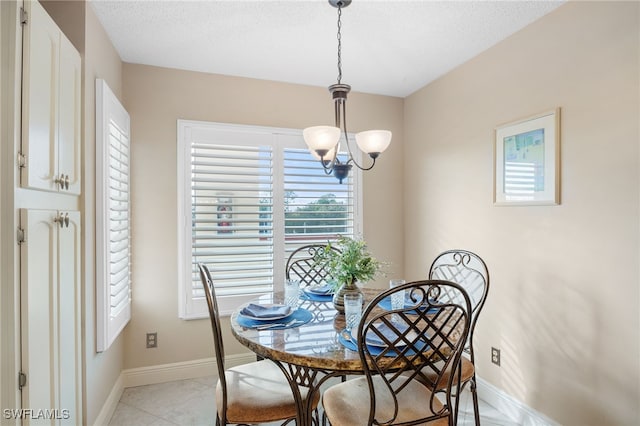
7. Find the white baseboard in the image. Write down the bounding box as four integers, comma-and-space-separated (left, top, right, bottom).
476, 377, 559, 426
121, 353, 256, 388
92, 373, 124, 426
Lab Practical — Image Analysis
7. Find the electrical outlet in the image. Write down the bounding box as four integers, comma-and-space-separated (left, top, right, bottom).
491, 347, 501, 366
146, 332, 157, 348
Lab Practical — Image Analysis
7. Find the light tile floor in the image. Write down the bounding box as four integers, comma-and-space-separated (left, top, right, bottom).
108, 375, 520, 426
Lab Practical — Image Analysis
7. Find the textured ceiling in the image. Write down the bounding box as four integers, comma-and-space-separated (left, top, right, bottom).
89, 0, 565, 98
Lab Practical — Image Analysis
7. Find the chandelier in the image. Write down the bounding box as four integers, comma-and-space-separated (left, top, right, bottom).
303, 0, 392, 183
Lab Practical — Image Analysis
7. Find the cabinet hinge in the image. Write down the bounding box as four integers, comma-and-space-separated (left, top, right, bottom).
20, 7, 27, 26
18, 371, 27, 390
17, 152, 26, 169
17, 227, 25, 244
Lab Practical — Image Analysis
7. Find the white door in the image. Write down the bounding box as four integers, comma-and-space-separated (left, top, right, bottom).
20, 209, 81, 425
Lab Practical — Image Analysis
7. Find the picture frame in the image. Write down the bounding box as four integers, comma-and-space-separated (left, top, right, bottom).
217, 195, 233, 233
494, 108, 560, 206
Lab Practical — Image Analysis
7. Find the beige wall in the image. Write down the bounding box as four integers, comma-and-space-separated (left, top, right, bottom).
121, 65, 404, 368
404, 1, 639, 424
82, 5, 124, 425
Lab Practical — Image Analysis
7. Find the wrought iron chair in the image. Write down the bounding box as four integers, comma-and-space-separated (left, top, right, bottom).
285, 244, 341, 289
198, 263, 319, 425
428, 249, 490, 425
322, 279, 472, 426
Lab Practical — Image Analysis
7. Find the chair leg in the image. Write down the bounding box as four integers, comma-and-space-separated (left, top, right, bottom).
470, 375, 481, 426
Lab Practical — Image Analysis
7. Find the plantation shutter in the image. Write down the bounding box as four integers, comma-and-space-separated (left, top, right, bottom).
96, 79, 131, 351
190, 142, 274, 309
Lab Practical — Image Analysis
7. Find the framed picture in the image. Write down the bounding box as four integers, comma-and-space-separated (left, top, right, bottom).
217, 195, 233, 233
494, 108, 560, 206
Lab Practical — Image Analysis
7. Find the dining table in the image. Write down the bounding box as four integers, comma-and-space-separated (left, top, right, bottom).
230, 287, 384, 426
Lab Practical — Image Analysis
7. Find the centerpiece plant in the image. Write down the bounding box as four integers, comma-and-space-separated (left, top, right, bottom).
315, 235, 384, 313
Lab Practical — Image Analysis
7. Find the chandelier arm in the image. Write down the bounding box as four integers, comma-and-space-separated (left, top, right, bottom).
316, 100, 341, 175
340, 100, 376, 171
320, 147, 341, 175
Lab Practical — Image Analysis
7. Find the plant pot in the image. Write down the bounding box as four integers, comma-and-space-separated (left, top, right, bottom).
333, 279, 363, 314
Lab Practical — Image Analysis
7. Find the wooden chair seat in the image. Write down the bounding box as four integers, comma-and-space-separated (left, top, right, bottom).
323, 376, 448, 426
218, 359, 320, 424
423, 356, 475, 389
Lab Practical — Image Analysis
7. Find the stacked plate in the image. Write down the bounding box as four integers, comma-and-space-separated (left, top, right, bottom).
302, 284, 334, 301
239, 303, 293, 321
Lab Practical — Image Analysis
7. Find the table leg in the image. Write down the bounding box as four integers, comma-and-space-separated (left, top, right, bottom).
272, 361, 348, 426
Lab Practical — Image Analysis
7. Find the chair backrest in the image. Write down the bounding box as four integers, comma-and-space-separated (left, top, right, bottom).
285, 244, 340, 288
428, 249, 489, 358
198, 263, 228, 417
357, 279, 472, 425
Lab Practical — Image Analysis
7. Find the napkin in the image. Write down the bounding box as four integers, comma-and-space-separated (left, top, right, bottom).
240, 303, 292, 319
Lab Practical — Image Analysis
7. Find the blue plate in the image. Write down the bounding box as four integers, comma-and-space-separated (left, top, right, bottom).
338, 328, 428, 357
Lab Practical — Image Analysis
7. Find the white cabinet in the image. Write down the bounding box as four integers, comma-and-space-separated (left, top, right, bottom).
20, 209, 81, 426
21, 0, 81, 195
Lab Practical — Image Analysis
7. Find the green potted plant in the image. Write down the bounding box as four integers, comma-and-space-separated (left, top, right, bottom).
315, 235, 383, 313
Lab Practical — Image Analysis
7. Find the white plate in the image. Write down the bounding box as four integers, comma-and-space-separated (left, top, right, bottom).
239, 304, 292, 321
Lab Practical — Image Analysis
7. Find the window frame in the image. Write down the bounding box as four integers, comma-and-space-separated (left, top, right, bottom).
177, 120, 363, 319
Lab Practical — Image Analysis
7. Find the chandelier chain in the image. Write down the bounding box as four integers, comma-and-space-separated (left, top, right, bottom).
336, 6, 342, 84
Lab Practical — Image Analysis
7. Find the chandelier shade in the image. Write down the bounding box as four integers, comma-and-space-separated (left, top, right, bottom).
302, 126, 341, 158
355, 130, 392, 158
302, 0, 391, 183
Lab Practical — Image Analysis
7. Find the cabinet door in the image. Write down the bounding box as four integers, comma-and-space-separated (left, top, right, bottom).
20, 209, 56, 425
22, 1, 60, 192
20, 209, 82, 425
21, 0, 81, 195
57, 36, 81, 195
56, 211, 81, 424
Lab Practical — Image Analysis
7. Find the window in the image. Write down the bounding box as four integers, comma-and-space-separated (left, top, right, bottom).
96, 79, 131, 352
177, 121, 362, 318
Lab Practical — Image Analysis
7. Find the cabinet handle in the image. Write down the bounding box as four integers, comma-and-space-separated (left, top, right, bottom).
53, 212, 70, 228
54, 213, 65, 228
54, 174, 65, 190
54, 174, 70, 190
